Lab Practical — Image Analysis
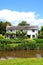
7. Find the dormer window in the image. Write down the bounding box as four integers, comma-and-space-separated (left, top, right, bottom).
32, 30, 35, 32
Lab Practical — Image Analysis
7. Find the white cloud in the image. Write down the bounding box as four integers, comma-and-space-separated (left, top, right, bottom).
0, 9, 43, 29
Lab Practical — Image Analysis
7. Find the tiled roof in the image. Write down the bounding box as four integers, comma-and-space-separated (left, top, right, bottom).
6, 26, 38, 30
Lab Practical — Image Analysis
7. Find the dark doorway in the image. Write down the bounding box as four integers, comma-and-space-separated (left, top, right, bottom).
27, 35, 31, 38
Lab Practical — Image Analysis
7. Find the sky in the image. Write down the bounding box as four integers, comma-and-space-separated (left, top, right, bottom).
0, 0, 43, 29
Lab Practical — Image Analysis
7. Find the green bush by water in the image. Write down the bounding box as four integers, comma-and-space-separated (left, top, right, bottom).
34, 39, 43, 43
0, 38, 43, 51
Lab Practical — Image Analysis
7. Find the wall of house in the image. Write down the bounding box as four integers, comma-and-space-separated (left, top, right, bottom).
27, 30, 38, 38
6, 29, 38, 38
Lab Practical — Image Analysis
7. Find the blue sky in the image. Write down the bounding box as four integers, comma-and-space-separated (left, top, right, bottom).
0, 0, 43, 28
0, 0, 43, 16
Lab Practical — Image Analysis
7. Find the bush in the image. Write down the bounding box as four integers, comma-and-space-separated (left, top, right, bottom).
38, 34, 43, 39
14, 39, 37, 50
0, 34, 5, 39
0, 38, 43, 51
0, 43, 14, 51
34, 39, 43, 43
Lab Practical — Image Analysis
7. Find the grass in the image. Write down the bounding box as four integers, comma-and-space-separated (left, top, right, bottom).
0, 58, 43, 65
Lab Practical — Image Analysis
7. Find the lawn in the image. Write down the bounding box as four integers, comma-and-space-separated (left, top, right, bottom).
0, 58, 43, 65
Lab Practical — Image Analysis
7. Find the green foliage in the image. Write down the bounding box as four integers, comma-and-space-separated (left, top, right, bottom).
38, 34, 43, 39
40, 31, 43, 35
22, 31, 27, 35
38, 26, 43, 39
38, 30, 40, 34
0, 38, 43, 51
16, 30, 20, 36
41, 26, 43, 31
34, 39, 43, 43
14, 39, 36, 50
0, 34, 5, 39
0, 38, 24, 44
0, 21, 11, 35
13, 39, 43, 50
16, 30, 27, 38
14, 43, 37, 50
18, 21, 30, 26
6, 32, 16, 35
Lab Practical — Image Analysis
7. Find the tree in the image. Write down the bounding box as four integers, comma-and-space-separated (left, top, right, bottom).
40, 26, 43, 35
0, 21, 12, 35
38, 26, 43, 38
16, 30, 27, 38
17, 21, 29, 38
18, 21, 30, 26
41, 26, 43, 31
0, 21, 3, 34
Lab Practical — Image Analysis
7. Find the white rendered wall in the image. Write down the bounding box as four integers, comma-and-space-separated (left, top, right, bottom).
6, 29, 38, 38
27, 30, 38, 38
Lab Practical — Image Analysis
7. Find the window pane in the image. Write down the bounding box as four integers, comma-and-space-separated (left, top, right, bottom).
32, 35, 35, 38
32, 30, 35, 32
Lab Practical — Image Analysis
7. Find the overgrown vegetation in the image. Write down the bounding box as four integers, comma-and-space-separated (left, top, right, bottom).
0, 38, 43, 51
0, 34, 5, 39
38, 26, 43, 38
0, 21, 43, 51
0, 21, 11, 35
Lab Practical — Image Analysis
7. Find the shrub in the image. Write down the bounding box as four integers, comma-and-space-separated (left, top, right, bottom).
0, 38, 43, 51
34, 39, 43, 43
0, 38, 24, 44
14, 39, 37, 50
38, 34, 43, 39
38, 43, 43, 50
0, 34, 5, 39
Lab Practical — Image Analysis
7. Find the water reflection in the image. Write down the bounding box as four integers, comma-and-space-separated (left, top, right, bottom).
36, 54, 41, 58
0, 50, 43, 60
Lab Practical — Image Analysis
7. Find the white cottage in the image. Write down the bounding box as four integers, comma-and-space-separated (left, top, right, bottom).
6, 25, 38, 38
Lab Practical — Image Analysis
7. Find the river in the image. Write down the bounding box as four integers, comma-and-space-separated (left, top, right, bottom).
0, 50, 43, 60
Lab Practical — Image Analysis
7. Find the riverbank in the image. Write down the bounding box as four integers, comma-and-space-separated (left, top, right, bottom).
0, 38, 43, 51
0, 38, 43, 50
0, 50, 43, 58
0, 58, 43, 65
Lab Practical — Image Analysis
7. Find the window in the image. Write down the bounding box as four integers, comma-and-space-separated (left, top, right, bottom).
10, 30, 12, 32
32, 35, 35, 38
32, 30, 35, 32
